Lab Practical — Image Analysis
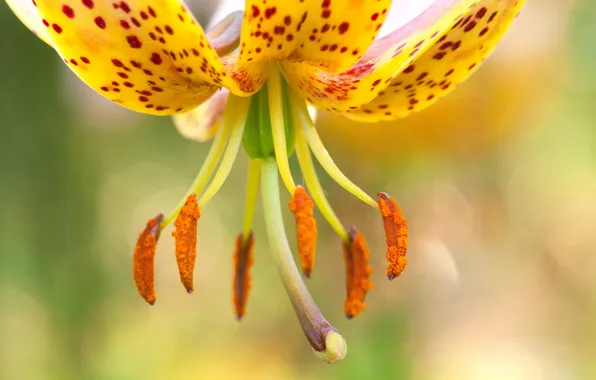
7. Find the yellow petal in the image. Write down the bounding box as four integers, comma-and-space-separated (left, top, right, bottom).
240, 0, 390, 72
173, 89, 228, 141
22, 1, 267, 115
281, 0, 524, 114
6, 0, 53, 46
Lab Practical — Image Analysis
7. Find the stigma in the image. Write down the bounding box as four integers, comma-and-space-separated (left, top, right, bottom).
131, 66, 408, 363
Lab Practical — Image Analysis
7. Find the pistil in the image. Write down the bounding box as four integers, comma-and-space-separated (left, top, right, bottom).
261, 157, 347, 363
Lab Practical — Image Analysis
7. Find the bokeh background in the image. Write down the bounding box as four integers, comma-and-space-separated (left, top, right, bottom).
1, 0, 593, 379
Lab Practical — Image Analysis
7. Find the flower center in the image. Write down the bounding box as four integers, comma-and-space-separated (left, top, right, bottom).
132, 65, 408, 364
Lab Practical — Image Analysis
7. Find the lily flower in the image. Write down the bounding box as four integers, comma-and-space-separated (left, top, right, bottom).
7, 0, 524, 363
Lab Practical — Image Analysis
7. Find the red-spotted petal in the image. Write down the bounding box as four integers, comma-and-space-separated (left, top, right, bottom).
10, 1, 268, 115
280, 0, 524, 114
344, 0, 526, 121
239, 0, 391, 72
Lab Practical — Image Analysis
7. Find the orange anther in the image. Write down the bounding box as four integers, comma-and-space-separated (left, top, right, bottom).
133, 214, 163, 305
343, 228, 374, 319
172, 194, 200, 293
233, 231, 255, 320
377, 192, 409, 280
289, 186, 318, 278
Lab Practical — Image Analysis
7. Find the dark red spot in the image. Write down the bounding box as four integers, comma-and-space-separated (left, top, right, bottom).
130, 60, 142, 68
372, 79, 381, 86
127, 35, 142, 48
433, 52, 447, 60
52, 24, 63, 33
165, 25, 173, 35
286, 34, 293, 41
82, 0, 94, 9
284, 16, 291, 25
124, 82, 134, 87
120, 20, 130, 29
479, 27, 489, 37
117, 72, 128, 79
155, 106, 169, 111
111, 59, 123, 67
488, 12, 498, 23
440, 41, 453, 50
131, 18, 141, 27
264, 7, 277, 19
476, 7, 487, 19
464, 21, 477, 32
140, 11, 148, 20
321, 10, 331, 18
62, 5, 75, 18
148, 53, 161, 65
251, 5, 260, 17
94, 17, 106, 29
338, 22, 349, 34
151, 86, 163, 92
143, 69, 153, 76
119, 1, 131, 13
403, 65, 415, 74
42, 19, 49, 27
100, 86, 109, 92
138, 96, 149, 102
69, 59, 78, 65
80, 56, 90, 64
186, 67, 193, 74
371, 12, 379, 21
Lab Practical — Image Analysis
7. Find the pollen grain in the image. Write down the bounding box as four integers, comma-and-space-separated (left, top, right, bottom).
343, 228, 374, 319
172, 194, 200, 293
233, 231, 255, 320
289, 186, 318, 278
133, 213, 163, 305
377, 192, 408, 280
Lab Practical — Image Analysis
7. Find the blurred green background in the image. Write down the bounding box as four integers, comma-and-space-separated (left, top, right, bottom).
1, 1, 594, 379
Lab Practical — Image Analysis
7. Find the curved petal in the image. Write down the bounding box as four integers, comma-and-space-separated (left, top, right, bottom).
281, 0, 523, 113
6, 0, 53, 46
173, 88, 228, 141
11, 1, 268, 115
344, 0, 526, 121
239, 0, 391, 72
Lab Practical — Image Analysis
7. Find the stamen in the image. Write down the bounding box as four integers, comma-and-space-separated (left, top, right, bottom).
198, 95, 251, 207
294, 122, 349, 242
261, 157, 347, 363
290, 91, 378, 209
289, 187, 318, 278
377, 192, 409, 280
268, 66, 297, 194
343, 228, 373, 319
233, 231, 255, 320
172, 194, 200, 293
133, 214, 163, 305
